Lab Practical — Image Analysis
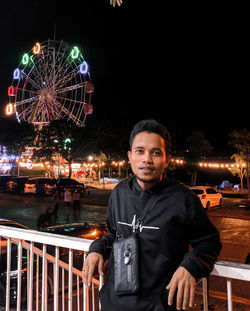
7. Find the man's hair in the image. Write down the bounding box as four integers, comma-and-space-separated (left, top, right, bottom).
129, 119, 172, 155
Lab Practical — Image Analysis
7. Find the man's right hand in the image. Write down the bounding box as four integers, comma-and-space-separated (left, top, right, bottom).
82, 252, 104, 287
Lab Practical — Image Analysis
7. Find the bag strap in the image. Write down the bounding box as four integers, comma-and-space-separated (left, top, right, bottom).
134, 179, 177, 233
134, 195, 156, 233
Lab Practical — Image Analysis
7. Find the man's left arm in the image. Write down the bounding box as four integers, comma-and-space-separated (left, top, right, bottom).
167, 194, 222, 310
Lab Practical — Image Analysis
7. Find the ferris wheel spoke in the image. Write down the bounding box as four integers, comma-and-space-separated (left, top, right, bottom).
29, 64, 46, 88
55, 91, 87, 121
15, 95, 40, 105
55, 95, 85, 105
53, 54, 72, 83
55, 82, 87, 94
53, 65, 80, 90
21, 70, 43, 90
24, 64, 45, 88
53, 99, 81, 125
17, 88, 39, 94
16, 101, 37, 121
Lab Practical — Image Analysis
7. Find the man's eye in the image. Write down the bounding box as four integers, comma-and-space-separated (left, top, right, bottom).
152, 151, 161, 156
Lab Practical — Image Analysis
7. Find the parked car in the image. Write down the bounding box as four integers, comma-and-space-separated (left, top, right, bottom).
0, 175, 17, 193
6, 176, 29, 194
44, 178, 57, 195
56, 178, 85, 192
24, 177, 56, 195
190, 186, 223, 209
42, 222, 107, 240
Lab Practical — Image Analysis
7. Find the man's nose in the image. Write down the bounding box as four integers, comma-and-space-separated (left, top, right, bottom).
142, 152, 153, 163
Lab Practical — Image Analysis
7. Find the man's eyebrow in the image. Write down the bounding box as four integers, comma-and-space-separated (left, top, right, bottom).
133, 145, 145, 149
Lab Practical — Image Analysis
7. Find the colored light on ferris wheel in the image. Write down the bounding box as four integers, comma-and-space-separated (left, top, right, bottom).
79, 61, 88, 74
33, 42, 41, 54
22, 53, 29, 65
71, 46, 80, 59
13, 68, 20, 79
8, 85, 17, 96
6, 103, 14, 115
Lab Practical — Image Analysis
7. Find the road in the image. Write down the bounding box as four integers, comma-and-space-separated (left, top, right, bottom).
1, 193, 250, 263
0, 193, 107, 229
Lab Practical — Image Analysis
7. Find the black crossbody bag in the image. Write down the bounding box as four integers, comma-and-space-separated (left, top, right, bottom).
113, 197, 156, 295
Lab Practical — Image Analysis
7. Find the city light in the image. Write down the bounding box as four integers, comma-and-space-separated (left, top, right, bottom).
171, 158, 184, 165
112, 160, 125, 167
198, 162, 246, 170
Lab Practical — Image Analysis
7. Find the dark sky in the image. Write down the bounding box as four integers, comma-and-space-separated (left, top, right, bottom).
0, 1, 248, 154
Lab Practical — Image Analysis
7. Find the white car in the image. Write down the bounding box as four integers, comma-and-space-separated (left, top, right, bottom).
190, 186, 223, 210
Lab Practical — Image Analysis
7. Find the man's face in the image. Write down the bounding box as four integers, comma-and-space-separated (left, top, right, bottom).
128, 131, 169, 190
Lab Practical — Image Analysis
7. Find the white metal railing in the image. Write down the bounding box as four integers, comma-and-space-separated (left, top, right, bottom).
0, 225, 103, 311
209, 261, 250, 311
0, 226, 250, 311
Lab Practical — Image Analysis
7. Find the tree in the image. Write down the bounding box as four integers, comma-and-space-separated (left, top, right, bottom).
185, 131, 213, 186
32, 119, 95, 178
228, 129, 250, 194
92, 152, 108, 183
230, 152, 246, 192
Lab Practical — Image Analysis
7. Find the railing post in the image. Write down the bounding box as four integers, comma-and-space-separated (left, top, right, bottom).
42, 244, 47, 311
99, 274, 104, 311
54, 246, 59, 311
227, 278, 233, 311
5, 238, 11, 311
17, 240, 22, 311
202, 278, 208, 311
28, 242, 34, 311
68, 248, 73, 311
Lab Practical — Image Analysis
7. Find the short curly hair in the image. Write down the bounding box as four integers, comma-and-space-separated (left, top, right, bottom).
129, 119, 172, 155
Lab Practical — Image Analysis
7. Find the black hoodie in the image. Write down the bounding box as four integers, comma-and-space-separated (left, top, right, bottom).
88, 176, 222, 311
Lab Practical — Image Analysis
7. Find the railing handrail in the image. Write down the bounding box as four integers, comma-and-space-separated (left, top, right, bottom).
212, 260, 250, 281
0, 225, 92, 251
1, 225, 250, 283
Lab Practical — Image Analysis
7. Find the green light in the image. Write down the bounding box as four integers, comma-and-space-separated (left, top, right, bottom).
70, 46, 79, 59
64, 138, 72, 150
22, 53, 29, 65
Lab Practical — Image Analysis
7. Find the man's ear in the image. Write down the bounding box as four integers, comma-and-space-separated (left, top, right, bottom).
165, 154, 172, 168
127, 150, 131, 162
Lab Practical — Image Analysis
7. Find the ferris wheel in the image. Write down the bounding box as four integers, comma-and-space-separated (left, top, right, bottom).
6, 39, 94, 128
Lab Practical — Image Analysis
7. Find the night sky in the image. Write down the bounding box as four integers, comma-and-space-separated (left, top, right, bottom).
0, 1, 248, 154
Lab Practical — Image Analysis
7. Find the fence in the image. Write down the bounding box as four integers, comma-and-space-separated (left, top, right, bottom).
0, 225, 250, 311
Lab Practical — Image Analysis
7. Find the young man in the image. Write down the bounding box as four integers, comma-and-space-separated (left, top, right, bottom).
83, 119, 222, 311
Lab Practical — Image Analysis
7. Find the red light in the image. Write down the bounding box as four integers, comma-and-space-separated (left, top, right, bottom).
8, 86, 17, 97
8, 86, 14, 96
201, 194, 206, 200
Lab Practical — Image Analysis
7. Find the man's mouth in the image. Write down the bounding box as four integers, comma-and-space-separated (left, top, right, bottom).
140, 166, 155, 173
